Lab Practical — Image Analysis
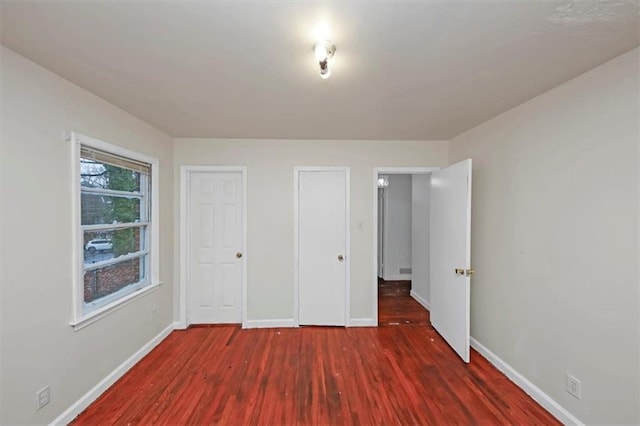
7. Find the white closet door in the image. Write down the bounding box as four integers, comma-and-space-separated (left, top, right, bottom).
298, 169, 348, 326
188, 172, 243, 324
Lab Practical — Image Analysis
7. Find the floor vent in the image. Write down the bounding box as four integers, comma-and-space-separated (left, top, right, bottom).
399, 267, 412, 274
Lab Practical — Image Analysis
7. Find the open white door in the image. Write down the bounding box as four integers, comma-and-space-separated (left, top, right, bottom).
430, 159, 472, 362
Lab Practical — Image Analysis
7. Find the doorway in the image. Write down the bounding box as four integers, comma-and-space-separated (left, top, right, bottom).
295, 167, 350, 326
375, 169, 435, 326
179, 166, 247, 328
373, 161, 473, 363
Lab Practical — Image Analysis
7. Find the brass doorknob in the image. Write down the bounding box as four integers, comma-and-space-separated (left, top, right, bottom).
465, 268, 474, 276
236, 252, 243, 258
338, 255, 344, 262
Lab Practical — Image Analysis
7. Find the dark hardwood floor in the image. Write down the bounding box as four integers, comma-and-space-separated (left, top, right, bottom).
73, 281, 559, 425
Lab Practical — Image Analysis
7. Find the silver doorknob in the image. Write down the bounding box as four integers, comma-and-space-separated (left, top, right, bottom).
338, 254, 344, 262
236, 252, 243, 258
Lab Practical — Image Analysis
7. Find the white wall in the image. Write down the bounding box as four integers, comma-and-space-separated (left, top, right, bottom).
0, 47, 175, 424
449, 48, 639, 424
411, 174, 430, 306
382, 174, 412, 281
174, 139, 448, 323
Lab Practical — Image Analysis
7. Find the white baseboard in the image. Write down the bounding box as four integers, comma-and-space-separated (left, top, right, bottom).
382, 274, 411, 281
51, 323, 175, 426
348, 318, 377, 327
470, 337, 583, 426
242, 318, 297, 329
410, 290, 430, 311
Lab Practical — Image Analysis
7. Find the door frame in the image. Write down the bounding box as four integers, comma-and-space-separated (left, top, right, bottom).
377, 188, 385, 278
372, 167, 439, 326
178, 165, 248, 329
294, 166, 351, 327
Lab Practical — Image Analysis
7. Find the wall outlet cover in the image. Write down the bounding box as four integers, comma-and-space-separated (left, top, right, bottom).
36, 386, 51, 410
566, 374, 581, 399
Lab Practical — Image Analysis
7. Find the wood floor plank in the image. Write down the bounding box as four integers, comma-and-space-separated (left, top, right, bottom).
72, 281, 559, 425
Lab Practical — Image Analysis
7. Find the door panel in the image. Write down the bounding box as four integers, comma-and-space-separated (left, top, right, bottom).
189, 172, 243, 324
430, 159, 472, 362
298, 170, 348, 326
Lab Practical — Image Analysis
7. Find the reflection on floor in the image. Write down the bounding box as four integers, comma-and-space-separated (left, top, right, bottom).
378, 278, 429, 327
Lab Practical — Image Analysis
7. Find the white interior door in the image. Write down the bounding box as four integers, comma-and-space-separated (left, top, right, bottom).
188, 172, 243, 324
430, 159, 472, 362
298, 169, 348, 326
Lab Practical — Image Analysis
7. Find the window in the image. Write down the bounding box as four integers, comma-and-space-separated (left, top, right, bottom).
71, 133, 159, 329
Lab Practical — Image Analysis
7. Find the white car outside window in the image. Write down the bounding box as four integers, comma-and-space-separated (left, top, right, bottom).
85, 239, 113, 253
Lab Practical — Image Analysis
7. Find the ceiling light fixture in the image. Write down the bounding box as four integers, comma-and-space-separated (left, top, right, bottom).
378, 175, 389, 188
313, 40, 335, 79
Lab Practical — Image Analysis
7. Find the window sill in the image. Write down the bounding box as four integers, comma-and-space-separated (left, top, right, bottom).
70, 282, 162, 332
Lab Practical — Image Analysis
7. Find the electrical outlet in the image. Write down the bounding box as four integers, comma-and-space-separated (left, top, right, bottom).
36, 386, 50, 410
566, 374, 581, 399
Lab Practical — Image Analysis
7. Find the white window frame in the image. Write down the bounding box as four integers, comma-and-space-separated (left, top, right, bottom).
69, 132, 160, 331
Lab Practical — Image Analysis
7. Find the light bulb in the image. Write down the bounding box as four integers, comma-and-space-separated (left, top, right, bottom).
320, 67, 331, 79
319, 58, 330, 79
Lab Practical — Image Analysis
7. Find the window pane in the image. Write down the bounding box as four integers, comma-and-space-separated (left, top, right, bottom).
81, 194, 142, 225
83, 227, 146, 265
83, 257, 144, 303
80, 158, 143, 192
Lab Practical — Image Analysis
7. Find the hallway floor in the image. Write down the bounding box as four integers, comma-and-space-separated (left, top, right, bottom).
378, 278, 429, 327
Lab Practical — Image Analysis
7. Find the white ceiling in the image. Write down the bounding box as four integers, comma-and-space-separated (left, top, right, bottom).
1, 1, 638, 140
